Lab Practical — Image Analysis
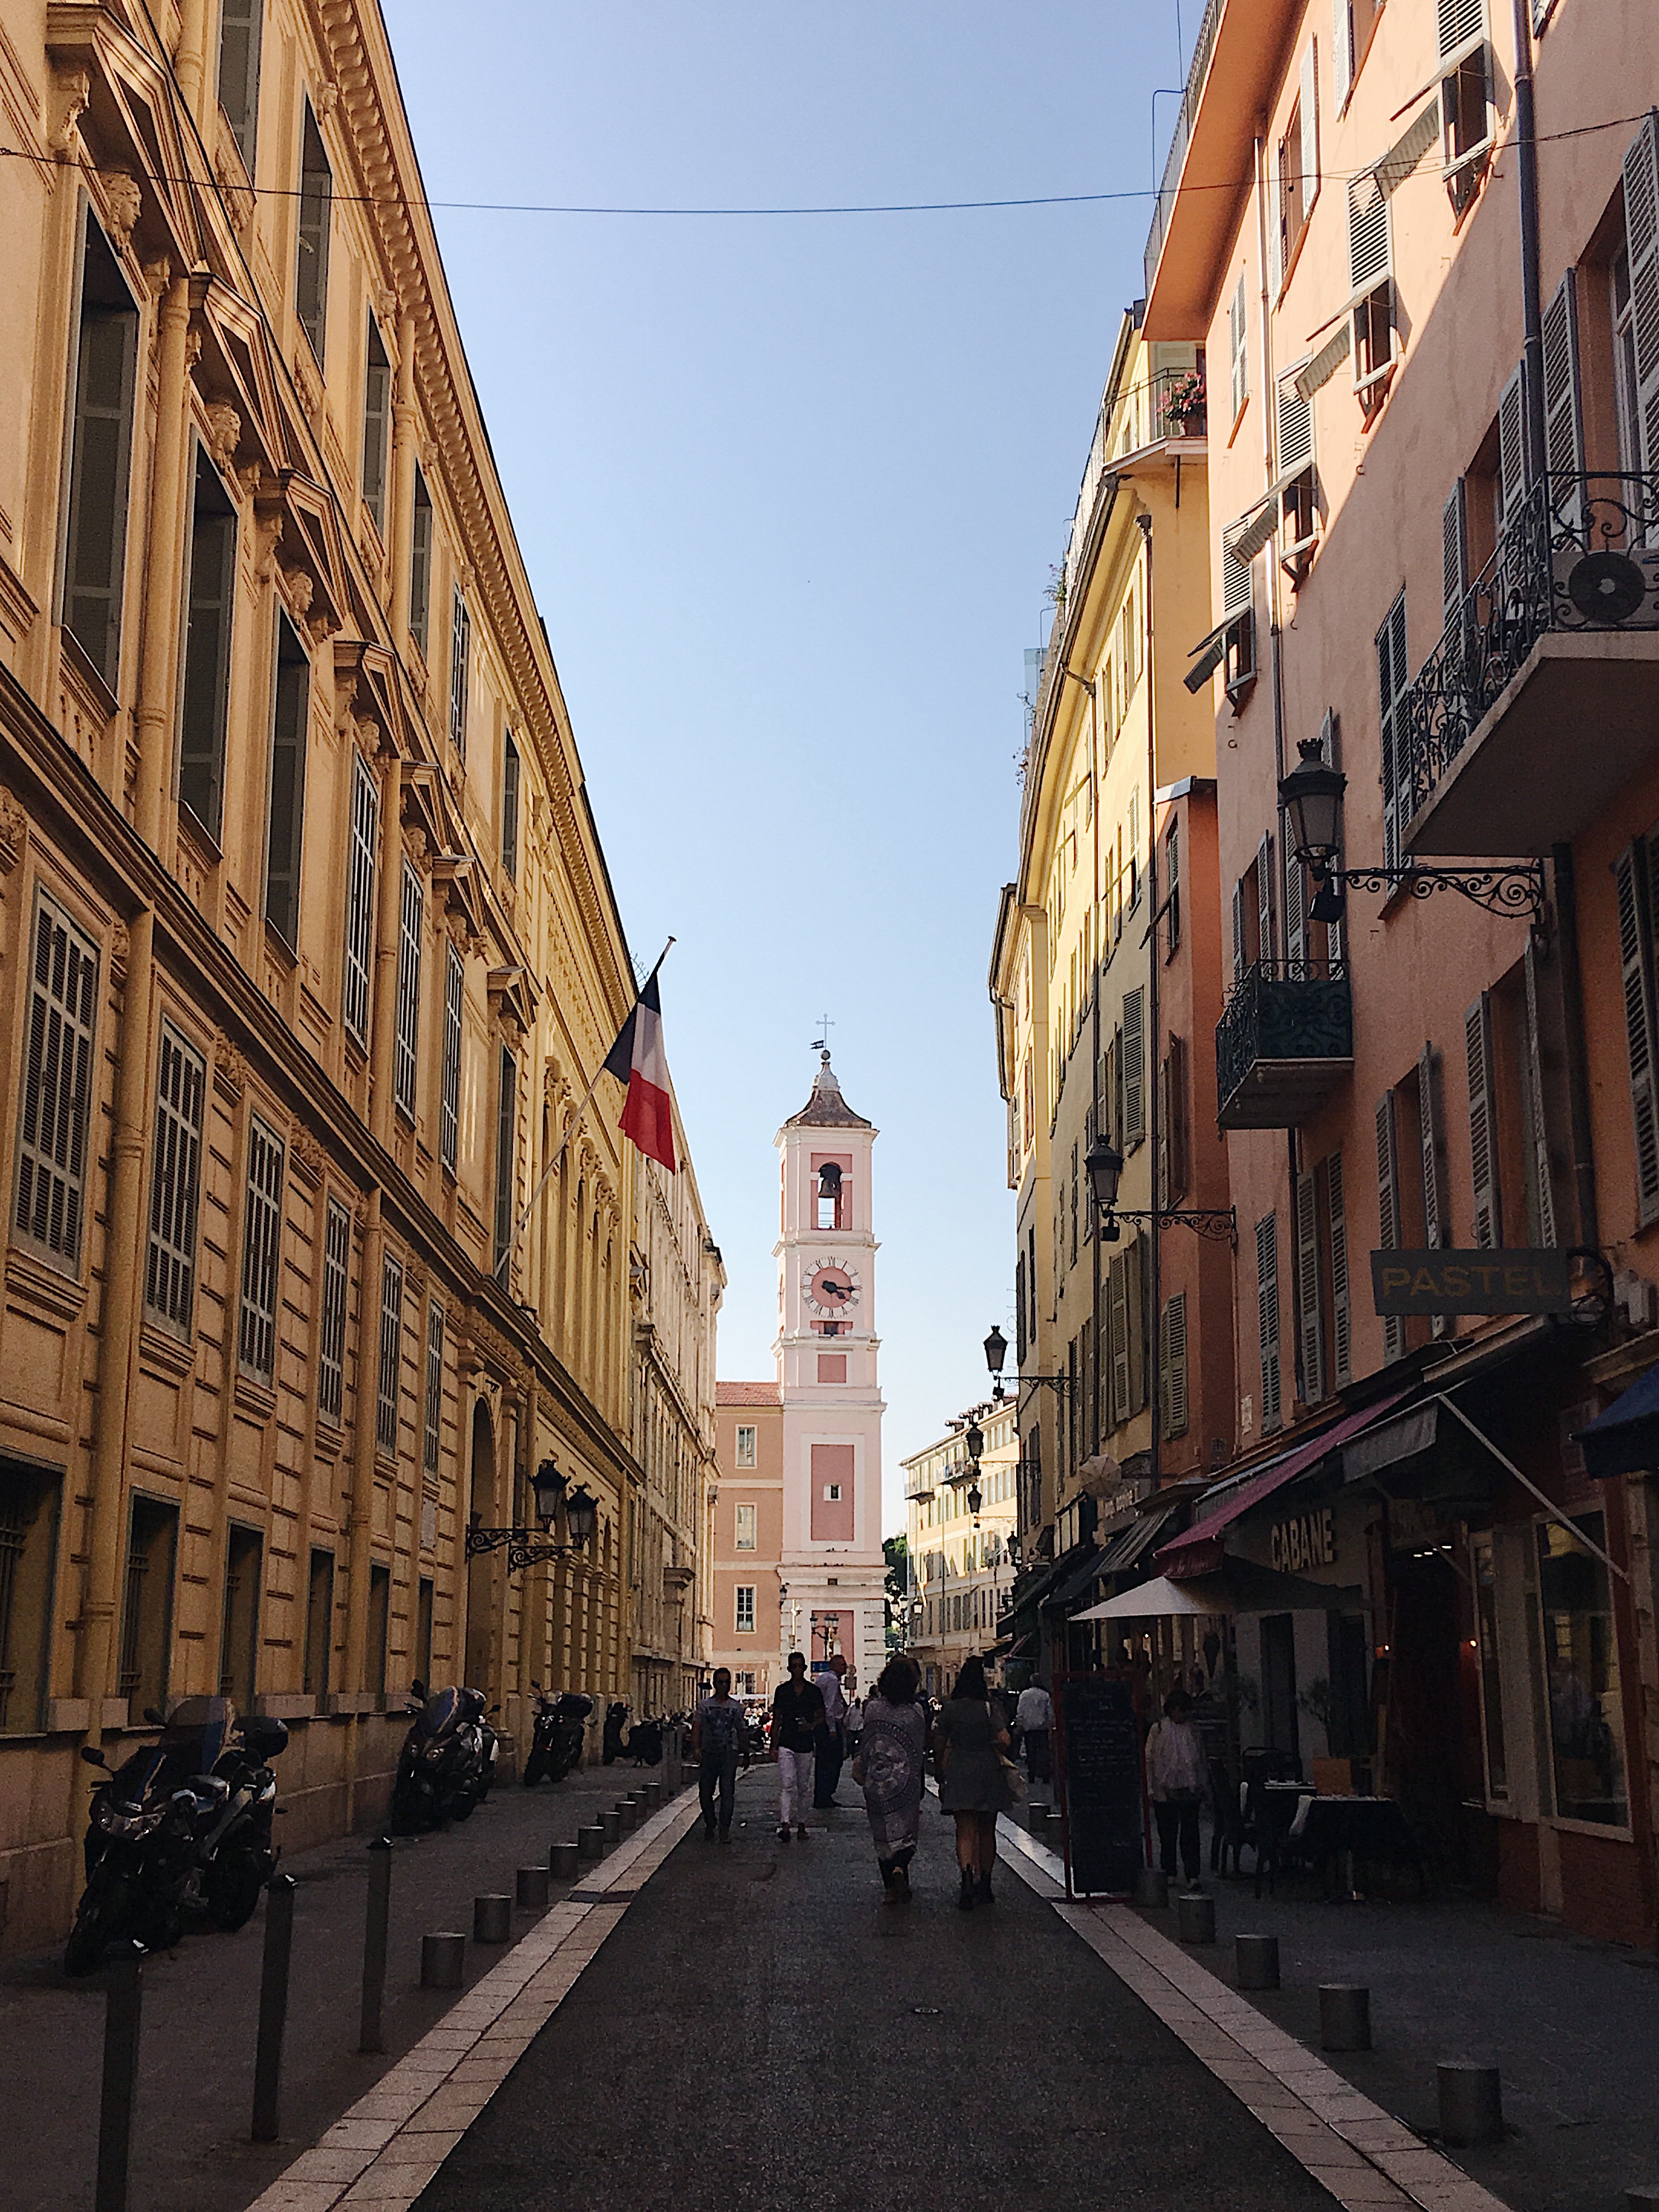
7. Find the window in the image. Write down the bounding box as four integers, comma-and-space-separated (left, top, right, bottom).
219, 1523, 262, 1703
393, 860, 422, 1123
735, 1424, 757, 1468
216, 0, 263, 171
264, 613, 310, 948
318, 1194, 350, 1420
1465, 991, 1502, 1248
1255, 1211, 1283, 1433
303, 1549, 334, 1700
1228, 273, 1248, 420
1612, 244, 1641, 482
1164, 823, 1181, 956
15, 892, 98, 1272
493, 1047, 516, 1272
295, 100, 331, 361
1615, 834, 1659, 1225
1375, 1088, 1404, 1361
409, 466, 433, 657
448, 587, 470, 756
238, 1115, 285, 1382
735, 1503, 757, 1550
1333, 0, 1383, 109
1348, 172, 1396, 407
1121, 986, 1145, 1148
377, 1252, 403, 1457
1377, 591, 1410, 869
1273, 45, 1319, 292
118, 1495, 177, 1716
423, 1301, 443, 1475
1536, 1514, 1627, 1826
439, 941, 462, 1175
178, 447, 236, 839
1621, 118, 1659, 479
1437, 0, 1492, 211
0, 1463, 61, 1733
145, 1024, 206, 1333
368, 1562, 391, 1699
1158, 1037, 1187, 1208
1159, 1292, 1189, 1438
362, 314, 391, 534
1277, 371, 1317, 572
1325, 1149, 1352, 1387
343, 753, 378, 1048
61, 211, 139, 690
1294, 1169, 1325, 1404
825, 1483, 842, 1503
501, 732, 520, 879
735, 1586, 757, 1635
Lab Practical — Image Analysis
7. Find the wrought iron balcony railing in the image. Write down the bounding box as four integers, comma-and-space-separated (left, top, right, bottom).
1404, 470, 1659, 826
1216, 958, 1353, 1129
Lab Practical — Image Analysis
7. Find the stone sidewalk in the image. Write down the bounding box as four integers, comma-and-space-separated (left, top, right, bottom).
0, 1752, 679, 2212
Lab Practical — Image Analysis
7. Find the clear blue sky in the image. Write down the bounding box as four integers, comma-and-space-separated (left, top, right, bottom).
383, 2, 1189, 1531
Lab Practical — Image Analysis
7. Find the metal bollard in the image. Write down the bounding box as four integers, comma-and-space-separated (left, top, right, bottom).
473, 1894, 512, 1943
1235, 1934, 1281, 1991
615, 1798, 637, 1832
421, 1932, 465, 1989
516, 1864, 550, 1912
251, 1873, 297, 2143
577, 1824, 605, 1861
1177, 1891, 1217, 1945
1437, 2063, 1503, 2147
1624, 2188, 1659, 2211
1026, 1801, 1048, 1836
601, 1808, 621, 1848
1320, 1985, 1372, 2051
358, 1836, 393, 2055
549, 1839, 579, 1878
94, 1945, 144, 2212
1136, 1866, 1170, 1908
644, 1780, 662, 1809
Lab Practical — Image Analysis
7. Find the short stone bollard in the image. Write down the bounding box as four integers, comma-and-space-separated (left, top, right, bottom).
617, 1797, 639, 1831
420, 1932, 465, 1990
644, 1780, 662, 1809
1042, 1807, 1066, 1851
1235, 1934, 1281, 1991
1437, 2063, 1503, 2147
473, 1894, 512, 1944
1320, 1985, 1372, 2052
1177, 1891, 1217, 1945
601, 1808, 622, 1848
549, 1839, 579, 1879
516, 1865, 550, 1912
1135, 1867, 1169, 1908
577, 1824, 605, 1861
1624, 2187, 1659, 2211
1026, 1801, 1048, 1837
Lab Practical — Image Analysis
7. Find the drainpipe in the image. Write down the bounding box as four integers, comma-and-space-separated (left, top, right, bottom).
344, 1189, 383, 1822
1510, 0, 1547, 482
1139, 512, 1161, 1494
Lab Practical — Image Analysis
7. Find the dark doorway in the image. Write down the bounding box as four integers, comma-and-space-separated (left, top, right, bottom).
1261, 1613, 1300, 1764
1326, 1613, 1372, 1758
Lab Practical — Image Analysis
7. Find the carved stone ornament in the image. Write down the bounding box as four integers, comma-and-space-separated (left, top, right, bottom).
0, 789, 26, 876
280, 566, 314, 618
256, 514, 283, 583
109, 919, 129, 986
101, 174, 142, 253
142, 257, 171, 300
289, 1122, 325, 1186
203, 402, 241, 476
214, 151, 256, 232
212, 1034, 249, 1101
50, 70, 89, 153
405, 1260, 427, 1301
238, 462, 262, 500
315, 82, 341, 121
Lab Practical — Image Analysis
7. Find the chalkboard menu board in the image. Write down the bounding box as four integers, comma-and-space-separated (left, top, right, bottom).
1054, 1672, 1145, 1898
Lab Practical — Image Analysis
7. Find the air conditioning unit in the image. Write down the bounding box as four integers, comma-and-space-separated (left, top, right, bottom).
1551, 540, 1659, 628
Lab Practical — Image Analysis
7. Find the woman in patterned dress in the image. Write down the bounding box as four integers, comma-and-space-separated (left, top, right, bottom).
853, 1655, 929, 1902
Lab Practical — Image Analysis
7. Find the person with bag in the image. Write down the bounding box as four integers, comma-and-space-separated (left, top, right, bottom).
933, 1655, 1015, 1911
852, 1655, 928, 1902
1146, 1686, 1206, 1887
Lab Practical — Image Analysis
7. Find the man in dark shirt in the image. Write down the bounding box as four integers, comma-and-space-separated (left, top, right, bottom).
770, 1650, 825, 1839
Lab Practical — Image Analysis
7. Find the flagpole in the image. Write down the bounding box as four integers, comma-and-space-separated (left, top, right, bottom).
493, 936, 675, 1286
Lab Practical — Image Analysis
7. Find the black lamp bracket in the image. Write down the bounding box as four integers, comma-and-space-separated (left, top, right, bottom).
1107, 1207, 1238, 1247
1321, 861, 1548, 925
1017, 1373, 1070, 1401
464, 1526, 588, 1572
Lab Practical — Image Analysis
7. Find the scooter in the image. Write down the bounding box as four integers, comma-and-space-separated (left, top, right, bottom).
523, 1689, 592, 1786
390, 1681, 490, 1832
622, 1715, 663, 1767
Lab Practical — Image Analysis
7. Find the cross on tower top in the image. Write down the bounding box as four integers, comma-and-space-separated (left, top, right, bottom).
809, 1014, 835, 1054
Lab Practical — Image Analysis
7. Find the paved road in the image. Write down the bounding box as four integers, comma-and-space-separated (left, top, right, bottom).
415, 1769, 1335, 2212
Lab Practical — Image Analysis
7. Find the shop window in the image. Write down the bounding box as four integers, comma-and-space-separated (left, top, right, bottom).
0, 1463, 61, 1733
119, 1494, 177, 1718
1536, 1513, 1627, 1826
368, 1562, 391, 1699
216, 0, 263, 172
178, 447, 236, 840
264, 613, 310, 949
61, 211, 138, 690
303, 1548, 334, 1700
218, 1523, 262, 1706
295, 100, 331, 362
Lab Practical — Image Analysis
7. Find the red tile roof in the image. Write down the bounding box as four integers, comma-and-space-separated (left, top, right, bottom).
716, 1381, 781, 1407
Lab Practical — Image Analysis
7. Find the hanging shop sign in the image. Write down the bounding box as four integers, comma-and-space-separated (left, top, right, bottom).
1270, 1506, 1336, 1575
1370, 1249, 1572, 1317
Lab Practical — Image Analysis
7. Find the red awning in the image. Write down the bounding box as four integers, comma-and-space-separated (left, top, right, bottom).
1155, 1388, 1416, 1576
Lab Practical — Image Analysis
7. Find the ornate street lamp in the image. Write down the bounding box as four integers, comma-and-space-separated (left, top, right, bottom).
983, 1324, 1008, 1398
465, 1459, 599, 1572
1083, 1131, 1235, 1246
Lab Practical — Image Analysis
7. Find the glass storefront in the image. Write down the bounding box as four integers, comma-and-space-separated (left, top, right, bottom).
1536, 1513, 1627, 1827
1472, 1536, 1507, 1801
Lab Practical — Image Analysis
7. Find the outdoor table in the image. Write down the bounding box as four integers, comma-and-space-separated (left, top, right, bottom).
1288, 1792, 1426, 1899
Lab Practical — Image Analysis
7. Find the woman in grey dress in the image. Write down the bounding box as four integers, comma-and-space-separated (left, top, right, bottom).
853, 1655, 929, 1903
934, 1655, 1014, 1910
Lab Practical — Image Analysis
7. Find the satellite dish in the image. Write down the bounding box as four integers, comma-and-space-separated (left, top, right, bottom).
1566, 549, 1646, 624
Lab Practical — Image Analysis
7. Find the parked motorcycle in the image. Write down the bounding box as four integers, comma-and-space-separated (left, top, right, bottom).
390, 1680, 494, 1832
522, 1689, 592, 1786
602, 1700, 628, 1765
66, 1696, 288, 1975
622, 1715, 663, 1767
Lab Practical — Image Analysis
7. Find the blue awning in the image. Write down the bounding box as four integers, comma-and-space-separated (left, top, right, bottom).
1574, 1364, 1659, 1478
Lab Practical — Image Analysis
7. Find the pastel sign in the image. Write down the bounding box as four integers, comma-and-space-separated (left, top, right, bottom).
1270, 1508, 1335, 1575
1369, 1248, 1572, 1316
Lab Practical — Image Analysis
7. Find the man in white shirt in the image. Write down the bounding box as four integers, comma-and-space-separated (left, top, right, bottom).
812, 1654, 850, 1806
1014, 1680, 1053, 1785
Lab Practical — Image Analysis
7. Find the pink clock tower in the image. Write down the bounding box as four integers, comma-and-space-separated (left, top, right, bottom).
774, 1054, 887, 1692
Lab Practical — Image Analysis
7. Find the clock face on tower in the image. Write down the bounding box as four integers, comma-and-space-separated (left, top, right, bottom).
804, 1261, 861, 1321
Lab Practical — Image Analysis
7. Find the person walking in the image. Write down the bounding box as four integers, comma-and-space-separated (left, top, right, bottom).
1013, 1679, 1053, 1787
769, 1651, 825, 1839
812, 1652, 850, 1806
1146, 1687, 1206, 1888
853, 1656, 928, 1902
934, 1655, 1014, 1910
692, 1667, 748, 1841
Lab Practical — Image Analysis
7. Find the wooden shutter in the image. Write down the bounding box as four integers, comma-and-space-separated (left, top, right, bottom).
1333, 0, 1353, 108
1622, 113, 1659, 475
1164, 1036, 1187, 1205
1522, 939, 1559, 1245
1327, 1150, 1352, 1386
1301, 42, 1320, 211
1419, 1041, 1448, 1338
1497, 363, 1528, 523
1127, 1237, 1148, 1414
1347, 171, 1391, 296
1375, 1091, 1404, 1361
1284, 835, 1307, 975
1378, 592, 1408, 872
1296, 1170, 1325, 1406
1156, 1056, 1171, 1210
1256, 1213, 1283, 1431
1122, 988, 1145, 1146
1256, 832, 1276, 966
1442, 479, 1469, 629
1108, 1251, 1130, 1427
1464, 994, 1502, 1248
1542, 270, 1584, 531
1616, 841, 1659, 1224
1161, 1294, 1189, 1438
1232, 879, 1249, 985
1269, 139, 1284, 300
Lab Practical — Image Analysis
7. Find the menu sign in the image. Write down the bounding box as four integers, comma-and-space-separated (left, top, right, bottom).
1053, 1672, 1145, 1899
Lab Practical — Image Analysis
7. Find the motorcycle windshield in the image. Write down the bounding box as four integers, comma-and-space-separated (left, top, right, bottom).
558, 1693, 594, 1718
157, 1696, 236, 1770
417, 1687, 461, 1739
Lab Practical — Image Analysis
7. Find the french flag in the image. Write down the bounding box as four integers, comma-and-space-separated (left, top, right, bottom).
603, 969, 676, 1172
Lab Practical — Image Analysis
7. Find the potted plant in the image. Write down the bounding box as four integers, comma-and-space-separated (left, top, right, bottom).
1164, 369, 1207, 437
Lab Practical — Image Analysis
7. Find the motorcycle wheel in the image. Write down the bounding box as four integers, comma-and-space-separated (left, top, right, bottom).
522, 1752, 547, 1787
447, 1793, 476, 1821
64, 1871, 130, 1977
206, 1853, 268, 1932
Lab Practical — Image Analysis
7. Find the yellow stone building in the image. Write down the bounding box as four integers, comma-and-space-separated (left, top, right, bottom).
901, 1399, 1017, 1696
0, 0, 719, 1953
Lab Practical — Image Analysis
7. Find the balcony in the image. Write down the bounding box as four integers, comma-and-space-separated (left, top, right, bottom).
1405, 472, 1659, 856
1216, 960, 1352, 1130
